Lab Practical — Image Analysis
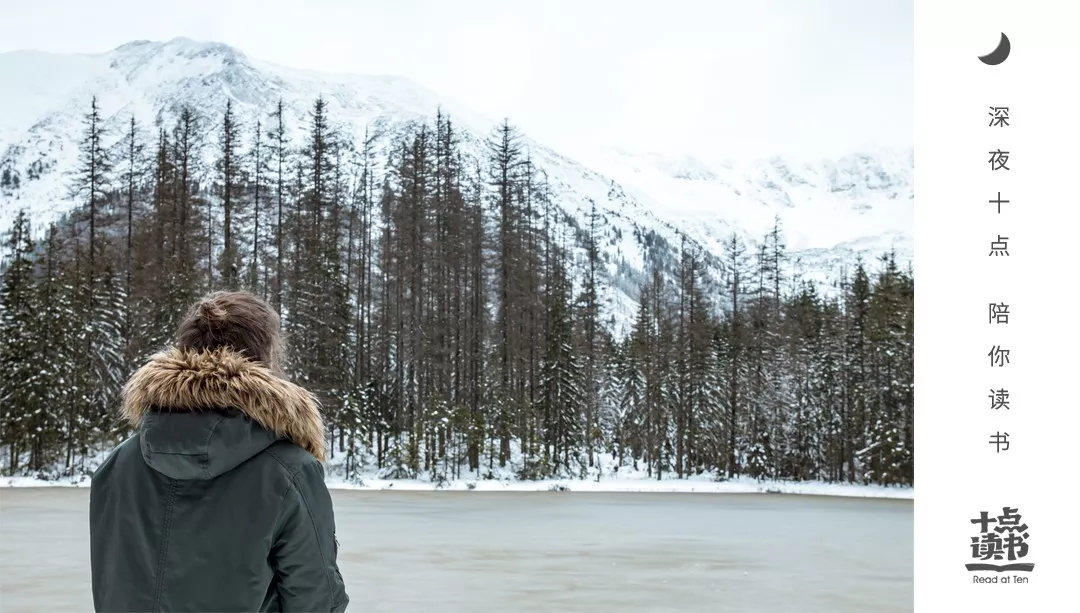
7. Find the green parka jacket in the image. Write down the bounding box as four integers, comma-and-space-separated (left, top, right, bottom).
89, 347, 349, 612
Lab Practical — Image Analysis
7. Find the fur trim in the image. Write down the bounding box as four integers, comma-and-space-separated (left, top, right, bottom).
122, 347, 326, 462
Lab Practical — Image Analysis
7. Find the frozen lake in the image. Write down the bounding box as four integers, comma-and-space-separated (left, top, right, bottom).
0, 488, 912, 612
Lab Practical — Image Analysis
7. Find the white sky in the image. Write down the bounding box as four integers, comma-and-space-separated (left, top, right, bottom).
0, 0, 912, 162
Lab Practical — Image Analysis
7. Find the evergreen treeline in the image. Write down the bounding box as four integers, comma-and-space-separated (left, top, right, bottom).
0, 96, 914, 486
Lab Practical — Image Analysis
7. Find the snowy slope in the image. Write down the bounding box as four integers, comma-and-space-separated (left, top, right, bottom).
0, 38, 913, 333
571, 146, 913, 284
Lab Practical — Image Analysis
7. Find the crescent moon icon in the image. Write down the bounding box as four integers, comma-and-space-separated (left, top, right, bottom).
979, 32, 1010, 65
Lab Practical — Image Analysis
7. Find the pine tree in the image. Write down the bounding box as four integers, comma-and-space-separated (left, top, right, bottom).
863, 253, 913, 485
782, 281, 825, 480
84, 264, 127, 443
32, 224, 80, 472
285, 96, 350, 459
620, 292, 651, 470
578, 199, 604, 468
721, 233, 749, 477
120, 115, 146, 360
268, 98, 291, 313
815, 297, 847, 481
172, 105, 206, 302
0, 210, 39, 474
248, 120, 266, 294
216, 99, 243, 288
675, 243, 716, 476
145, 128, 177, 348
462, 160, 488, 474
487, 119, 526, 466
844, 258, 872, 481
539, 240, 582, 475
72, 95, 112, 288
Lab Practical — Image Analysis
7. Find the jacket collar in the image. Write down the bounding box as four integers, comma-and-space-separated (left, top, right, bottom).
121, 346, 326, 461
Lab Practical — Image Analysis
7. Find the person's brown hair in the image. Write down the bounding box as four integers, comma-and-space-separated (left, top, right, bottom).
175, 291, 286, 373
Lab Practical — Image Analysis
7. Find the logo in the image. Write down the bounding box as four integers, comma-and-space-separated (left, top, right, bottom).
967, 507, 1033, 572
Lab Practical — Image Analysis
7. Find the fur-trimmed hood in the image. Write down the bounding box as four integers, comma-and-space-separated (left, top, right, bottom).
122, 346, 326, 462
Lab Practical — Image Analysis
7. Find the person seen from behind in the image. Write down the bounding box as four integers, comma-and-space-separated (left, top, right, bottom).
89, 290, 349, 612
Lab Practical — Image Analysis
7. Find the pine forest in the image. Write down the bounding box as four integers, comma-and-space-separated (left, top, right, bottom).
0, 96, 914, 486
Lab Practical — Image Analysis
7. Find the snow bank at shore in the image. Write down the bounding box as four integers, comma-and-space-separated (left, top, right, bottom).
2, 473, 912, 499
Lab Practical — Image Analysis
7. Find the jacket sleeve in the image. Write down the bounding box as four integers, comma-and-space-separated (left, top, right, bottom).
271, 460, 350, 613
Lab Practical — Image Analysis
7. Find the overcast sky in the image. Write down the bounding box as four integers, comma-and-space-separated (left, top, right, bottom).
0, 0, 912, 161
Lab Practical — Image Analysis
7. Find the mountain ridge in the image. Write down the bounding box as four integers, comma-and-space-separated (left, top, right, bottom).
0, 37, 913, 333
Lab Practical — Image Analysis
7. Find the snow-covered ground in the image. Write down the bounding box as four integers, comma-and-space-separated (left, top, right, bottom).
0, 474, 913, 499
1, 436, 913, 499
331, 474, 913, 498
2, 472, 912, 499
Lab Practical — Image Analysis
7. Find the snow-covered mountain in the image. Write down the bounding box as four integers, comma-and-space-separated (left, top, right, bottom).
574, 145, 913, 281
0, 38, 912, 332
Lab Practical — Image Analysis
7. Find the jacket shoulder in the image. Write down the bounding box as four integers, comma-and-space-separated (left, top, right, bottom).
262, 439, 325, 482
91, 435, 140, 482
